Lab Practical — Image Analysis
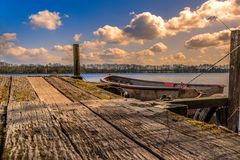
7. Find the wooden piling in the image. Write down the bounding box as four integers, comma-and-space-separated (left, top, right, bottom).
73, 44, 80, 77
227, 30, 240, 132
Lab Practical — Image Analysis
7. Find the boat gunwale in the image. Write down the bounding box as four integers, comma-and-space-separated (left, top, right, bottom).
100, 75, 225, 90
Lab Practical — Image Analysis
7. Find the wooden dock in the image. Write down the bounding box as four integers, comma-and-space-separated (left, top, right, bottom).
0, 76, 240, 159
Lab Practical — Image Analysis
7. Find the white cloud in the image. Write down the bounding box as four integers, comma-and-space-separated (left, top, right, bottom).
93, 25, 129, 44
160, 52, 187, 64
29, 10, 62, 30
73, 34, 82, 42
100, 48, 128, 59
1, 44, 61, 64
94, 0, 240, 44
149, 42, 167, 53
0, 33, 61, 64
185, 29, 231, 51
53, 41, 169, 64
53, 41, 106, 64
0, 33, 16, 41
53, 44, 72, 53
93, 25, 143, 45
82, 40, 106, 50
124, 12, 167, 40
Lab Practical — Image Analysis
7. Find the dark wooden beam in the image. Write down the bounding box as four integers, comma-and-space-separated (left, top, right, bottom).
166, 104, 188, 116
73, 44, 80, 77
227, 30, 240, 132
169, 97, 229, 109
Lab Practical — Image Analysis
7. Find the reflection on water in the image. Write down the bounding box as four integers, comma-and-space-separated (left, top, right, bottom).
81, 73, 229, 95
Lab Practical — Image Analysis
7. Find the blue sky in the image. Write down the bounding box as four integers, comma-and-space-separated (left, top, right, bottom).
0, 0, 204, 46
0, 0, 239, 64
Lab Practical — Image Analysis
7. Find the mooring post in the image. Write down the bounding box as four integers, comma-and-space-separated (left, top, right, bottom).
73, 44, 81, 77
227, 30, 240, 132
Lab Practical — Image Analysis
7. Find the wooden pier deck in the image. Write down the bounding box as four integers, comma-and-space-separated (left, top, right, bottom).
1, 76, 240, 159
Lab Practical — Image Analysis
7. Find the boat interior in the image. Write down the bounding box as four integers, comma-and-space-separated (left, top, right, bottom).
104, 75, 221, 90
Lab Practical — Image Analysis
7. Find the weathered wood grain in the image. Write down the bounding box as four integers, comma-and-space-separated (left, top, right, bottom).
27, 77, 72, 104
10, 77, 38, 102
3, 76, 240, 160
82, 100, 240, 160
0, 77, 11, 106
48, 103, 157, 159
0, 77, 11, 157
170, 97, 228, 109
3, 102, 82, 160
137, 107, 240, 156
228, 30, 240, 132
45, 77, 98, 101
62, 77, 120, 99
3, 77, 79, 159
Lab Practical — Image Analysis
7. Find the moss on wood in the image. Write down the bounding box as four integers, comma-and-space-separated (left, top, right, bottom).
11, 77, 38, 102
169, 111, 230, 134
0, 77, 11, 105
62, 77, 120, 99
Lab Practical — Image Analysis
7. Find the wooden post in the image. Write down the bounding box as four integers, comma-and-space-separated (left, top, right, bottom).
73, 44, 80, 77
227, 30, 240, 132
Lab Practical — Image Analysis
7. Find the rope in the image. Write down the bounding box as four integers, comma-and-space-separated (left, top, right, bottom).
187, 44, 240, 84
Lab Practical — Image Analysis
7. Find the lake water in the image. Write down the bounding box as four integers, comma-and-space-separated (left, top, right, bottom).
0, 73, 229, 95
81, 73, 229, 95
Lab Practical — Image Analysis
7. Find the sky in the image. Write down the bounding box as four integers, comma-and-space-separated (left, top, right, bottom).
0, 0, 239, 65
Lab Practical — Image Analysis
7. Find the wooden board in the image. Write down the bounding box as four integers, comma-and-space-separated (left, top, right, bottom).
45, 77, 97, 101
3, 77, 157, 159
82, 100, 240, 160
3, 102, 82, 160
0, 77, 11, 157
170, 97, 228, 109
10, 77, 38, 102
2, 76, 240, 159
135, 106, 240, 156
27, 77, 72, 104
3, 77, 80, 159
48, 103, 157, 159
0, 77, 11, 106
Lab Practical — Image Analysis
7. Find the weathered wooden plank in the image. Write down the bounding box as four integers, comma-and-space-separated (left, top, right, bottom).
62, 77, 120, 99
27, 77, 72, 104
5, 77, 158, 159
10, 77, 38, 102
0, 77, 11, 106
0, 77, 11, 157
169, 97, 228, 109
228, 30, 240, 132
3, 77, 81, 159
48, 103, 157, 160
45, 77, 98, 101
82, 100, 240, 160
3, 102, 82, 160
124, 101, 240, 156
134, 106, 240, 155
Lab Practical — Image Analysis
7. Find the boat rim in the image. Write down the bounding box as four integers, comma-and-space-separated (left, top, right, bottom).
100, 74, 225, 90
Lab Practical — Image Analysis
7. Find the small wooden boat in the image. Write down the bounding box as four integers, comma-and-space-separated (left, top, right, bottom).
100, 75, 225, 100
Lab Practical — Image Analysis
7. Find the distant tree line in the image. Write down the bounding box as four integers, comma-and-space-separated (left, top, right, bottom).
0, 63, 229, 74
